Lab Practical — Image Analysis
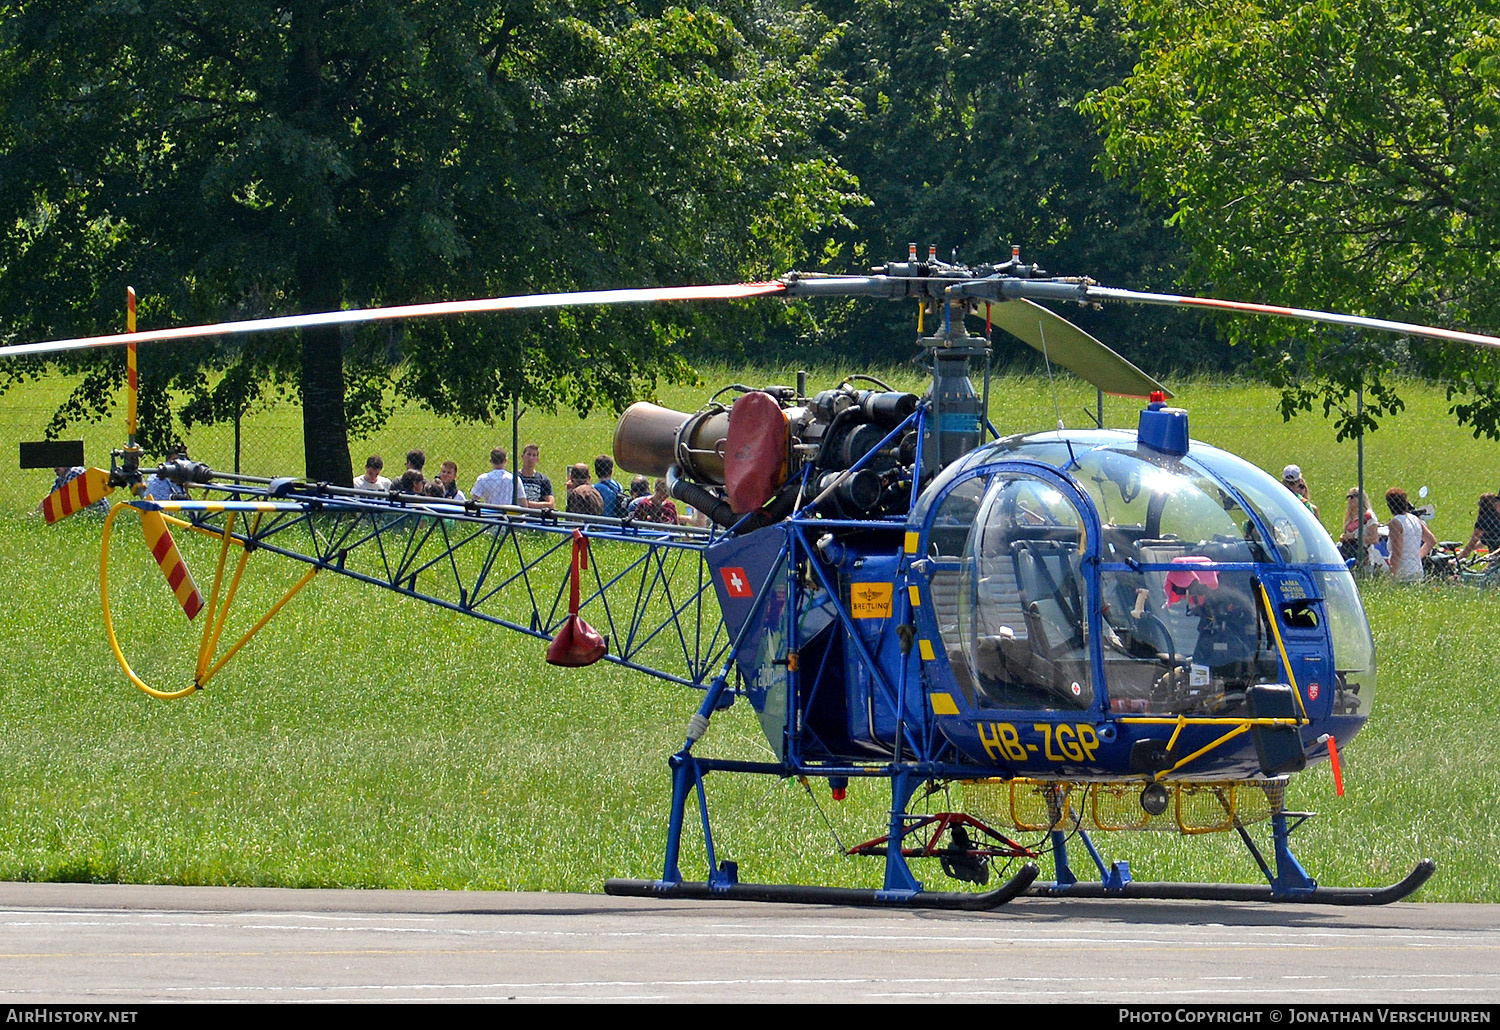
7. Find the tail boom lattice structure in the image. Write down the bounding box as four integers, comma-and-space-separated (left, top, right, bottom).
109, 489, 730, 696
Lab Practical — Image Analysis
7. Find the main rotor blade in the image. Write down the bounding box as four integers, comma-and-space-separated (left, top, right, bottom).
1086, 287, 1500, 350
0, 282, 789, 359
974, 279, 1500, 351
980, 299, 1171, 399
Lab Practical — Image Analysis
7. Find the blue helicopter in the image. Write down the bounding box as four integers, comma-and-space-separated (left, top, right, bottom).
18, 247, 1477, 907
602, 250, 1428, 908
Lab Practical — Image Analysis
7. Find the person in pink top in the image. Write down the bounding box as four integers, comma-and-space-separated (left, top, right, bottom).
1339, 488, 1381, 565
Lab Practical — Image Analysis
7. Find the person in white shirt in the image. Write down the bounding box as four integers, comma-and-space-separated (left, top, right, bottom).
353, 455, 392, 491
471, 447, 522, 508
1385, 486, 1435, 582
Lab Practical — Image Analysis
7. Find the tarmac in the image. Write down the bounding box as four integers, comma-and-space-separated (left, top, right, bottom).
1, 882, 1497, 1004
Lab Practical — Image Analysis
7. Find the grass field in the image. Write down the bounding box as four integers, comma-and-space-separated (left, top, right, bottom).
1, 366, 1498, 900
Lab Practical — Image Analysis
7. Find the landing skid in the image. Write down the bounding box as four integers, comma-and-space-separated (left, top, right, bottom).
606, 863, 1039, 910
632, 695, 1435, 912
623, 748, 1050, 911
1028, 858, 1436, 906
1037, 811, 1437, 906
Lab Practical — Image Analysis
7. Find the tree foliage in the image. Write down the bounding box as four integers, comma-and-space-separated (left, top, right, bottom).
796, 0, 1212, 378
0, 1, 857, 480
1086, 0, 1500, 439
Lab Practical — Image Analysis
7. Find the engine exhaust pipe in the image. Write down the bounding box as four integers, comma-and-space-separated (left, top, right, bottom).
613, 402, 730, 484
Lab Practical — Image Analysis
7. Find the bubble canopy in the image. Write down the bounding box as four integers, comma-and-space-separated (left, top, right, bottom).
918, 430, 1340, 565
913, 429, 1373, 727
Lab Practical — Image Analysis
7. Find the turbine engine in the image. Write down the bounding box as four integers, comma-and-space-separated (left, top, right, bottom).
613, 381, 919, 530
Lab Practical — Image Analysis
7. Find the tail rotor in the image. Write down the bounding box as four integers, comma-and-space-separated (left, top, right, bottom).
31, 287, 203, 621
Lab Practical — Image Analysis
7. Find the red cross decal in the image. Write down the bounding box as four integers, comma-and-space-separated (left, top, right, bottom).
720, 566, 754, 598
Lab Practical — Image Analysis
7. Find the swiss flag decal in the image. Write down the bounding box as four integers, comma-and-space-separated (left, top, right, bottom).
720, 566, 754, 598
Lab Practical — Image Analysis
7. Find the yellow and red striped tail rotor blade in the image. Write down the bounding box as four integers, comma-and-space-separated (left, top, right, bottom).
139, 509, 204, 620
41, 468, 113, 524
126, 287, 138, 446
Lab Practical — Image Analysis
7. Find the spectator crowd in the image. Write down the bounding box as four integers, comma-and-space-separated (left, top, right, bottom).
346, 443, 707, 527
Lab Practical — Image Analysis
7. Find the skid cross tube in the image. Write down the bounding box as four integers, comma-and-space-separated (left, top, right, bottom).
610, 750, 1043, 909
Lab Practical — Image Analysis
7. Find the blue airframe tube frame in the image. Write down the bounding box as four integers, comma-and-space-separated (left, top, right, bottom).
642, 399, 1041, 896
609, 407, 1428, 905
638, 406, 1255, 899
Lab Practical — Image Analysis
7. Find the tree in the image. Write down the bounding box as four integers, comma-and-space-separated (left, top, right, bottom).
0, 1, 857, 481
794, 0, 1214, 378
1085, 0, 1500, 440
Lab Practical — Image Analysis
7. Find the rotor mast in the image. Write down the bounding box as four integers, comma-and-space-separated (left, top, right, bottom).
780, 245, 1053, 475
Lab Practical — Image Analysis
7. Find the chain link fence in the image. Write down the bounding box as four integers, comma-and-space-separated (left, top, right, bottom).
12, 369, 1489, 543
2, 377, 628, 511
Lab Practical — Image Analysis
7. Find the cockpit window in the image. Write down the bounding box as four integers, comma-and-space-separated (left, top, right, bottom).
916, 428, 1372, 721
956, 431, 1344, 567
1314, 569, 1375, 718
1195, 449, 1345, 565
1069, 446, 1267, 563
938, 470, 1094, 712
1058, 445, 1281, 714
1096, 563, 1275, 715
